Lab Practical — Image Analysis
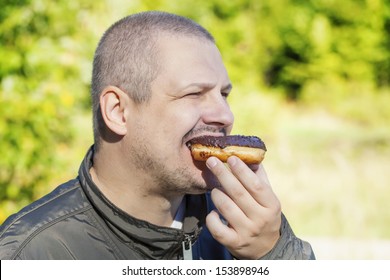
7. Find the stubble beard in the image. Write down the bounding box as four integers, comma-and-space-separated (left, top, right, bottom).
127, 140, 211, 196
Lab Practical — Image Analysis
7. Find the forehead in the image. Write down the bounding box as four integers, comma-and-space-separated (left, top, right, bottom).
153, 34, 230, 90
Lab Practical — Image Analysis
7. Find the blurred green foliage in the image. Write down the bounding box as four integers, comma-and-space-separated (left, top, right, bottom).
0, 0, 97, 220
1, 0, 390, 240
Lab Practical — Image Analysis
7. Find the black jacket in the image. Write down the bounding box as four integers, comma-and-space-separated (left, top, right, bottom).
0, 147, 315, 260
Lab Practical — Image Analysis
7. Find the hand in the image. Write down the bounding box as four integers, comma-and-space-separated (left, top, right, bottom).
205, 156, 281, 259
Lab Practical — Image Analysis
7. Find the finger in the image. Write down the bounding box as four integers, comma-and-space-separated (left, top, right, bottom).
210, 187, 249, 230
206, 157, 259, 215
227, 156, 280, 209
206, 210, 237, 246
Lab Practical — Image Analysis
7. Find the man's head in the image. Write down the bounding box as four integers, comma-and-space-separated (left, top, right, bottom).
91, 11, 215, 149
91, 11, 234, 195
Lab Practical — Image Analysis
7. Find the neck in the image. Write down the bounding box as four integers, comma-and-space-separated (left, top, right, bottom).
90, 145, 184, 227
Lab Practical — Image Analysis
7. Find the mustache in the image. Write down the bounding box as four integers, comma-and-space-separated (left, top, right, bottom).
183, 126, 227, 143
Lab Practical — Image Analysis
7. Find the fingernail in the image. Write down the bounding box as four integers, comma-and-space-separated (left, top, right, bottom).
206, 157, 217, 169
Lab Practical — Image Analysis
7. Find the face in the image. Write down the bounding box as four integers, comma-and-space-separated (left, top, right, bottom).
124, 35, 234, 196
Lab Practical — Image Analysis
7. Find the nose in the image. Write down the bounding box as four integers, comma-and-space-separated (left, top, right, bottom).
201, 92, 234, 130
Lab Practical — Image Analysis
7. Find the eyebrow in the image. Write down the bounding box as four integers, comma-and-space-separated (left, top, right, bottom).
179, 82, 233, 92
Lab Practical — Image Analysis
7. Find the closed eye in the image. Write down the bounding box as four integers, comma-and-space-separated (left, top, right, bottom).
221, 83, 232, 99
184, 92, 202, 98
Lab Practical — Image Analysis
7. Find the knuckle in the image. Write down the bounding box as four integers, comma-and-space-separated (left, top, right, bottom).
269, 197, 282, 215
274, 199, 282, 213
230, 188, 246, 200
251, 177, 264, 192
211, 227, 224, 240
218, 198, 234, 214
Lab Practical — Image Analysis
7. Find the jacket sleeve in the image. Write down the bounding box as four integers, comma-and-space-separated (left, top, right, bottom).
259, 213, 315, 260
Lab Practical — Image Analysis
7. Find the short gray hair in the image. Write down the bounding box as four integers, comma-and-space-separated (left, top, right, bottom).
91, 11, 215, 149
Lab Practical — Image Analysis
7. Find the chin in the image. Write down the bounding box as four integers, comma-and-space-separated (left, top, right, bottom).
182, 165, 217, 194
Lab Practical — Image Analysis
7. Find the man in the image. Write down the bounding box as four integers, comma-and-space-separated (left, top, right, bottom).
0, 11, 314, 260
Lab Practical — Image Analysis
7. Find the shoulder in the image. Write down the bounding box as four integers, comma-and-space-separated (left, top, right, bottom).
0, 179, 93, 259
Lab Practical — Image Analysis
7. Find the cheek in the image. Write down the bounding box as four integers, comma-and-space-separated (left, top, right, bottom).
139, 103, 200, 153
165, 109, 200, 138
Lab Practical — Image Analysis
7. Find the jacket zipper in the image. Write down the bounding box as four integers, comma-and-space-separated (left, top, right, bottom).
182, 234, 193, 260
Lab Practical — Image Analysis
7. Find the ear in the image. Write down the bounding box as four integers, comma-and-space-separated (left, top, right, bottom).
99, 86, 129, 136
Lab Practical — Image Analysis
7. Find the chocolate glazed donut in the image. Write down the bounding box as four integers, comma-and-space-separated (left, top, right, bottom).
187, 135, 267, 164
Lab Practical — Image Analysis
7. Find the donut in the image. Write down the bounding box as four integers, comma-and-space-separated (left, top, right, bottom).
187, 135, 266, 164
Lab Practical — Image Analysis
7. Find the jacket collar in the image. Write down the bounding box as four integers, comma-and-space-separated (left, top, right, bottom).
78, 146, 206, 259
